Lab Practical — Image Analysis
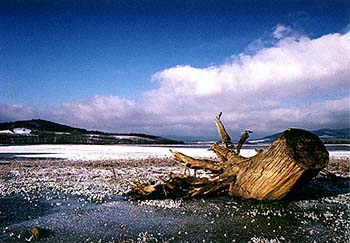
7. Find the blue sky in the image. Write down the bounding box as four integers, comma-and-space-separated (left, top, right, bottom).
0, 0, 349, 140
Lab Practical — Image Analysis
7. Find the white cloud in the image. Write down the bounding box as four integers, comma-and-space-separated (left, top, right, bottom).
52, 95, 138, 131
150, 32, 349, 104
242, 97, 350, 134
2, 28, 349, 139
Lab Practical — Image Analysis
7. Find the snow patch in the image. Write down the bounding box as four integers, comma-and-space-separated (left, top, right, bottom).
248, 139, 271, 144
54, 132, 71, 135
13, 128, 31, 134
113, 135, 154, 142
319, 135, 334, 139
0, 130, 14, 134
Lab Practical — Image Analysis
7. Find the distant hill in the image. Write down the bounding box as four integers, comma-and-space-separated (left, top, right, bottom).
0, 119, 183, 145
249, 128, 350, 144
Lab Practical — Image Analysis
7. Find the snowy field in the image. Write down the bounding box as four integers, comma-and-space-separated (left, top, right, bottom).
0, 144, 348, 160
0, 144, 251, 160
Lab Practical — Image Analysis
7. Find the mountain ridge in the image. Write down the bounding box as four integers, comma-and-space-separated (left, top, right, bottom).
0, 119, 183, 145
249, 128, 350, 144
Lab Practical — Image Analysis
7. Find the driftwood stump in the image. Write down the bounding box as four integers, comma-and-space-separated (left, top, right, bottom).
125, 113, 329, 200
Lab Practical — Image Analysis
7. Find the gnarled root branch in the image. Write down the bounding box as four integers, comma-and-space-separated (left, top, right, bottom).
170, 150, 223, 175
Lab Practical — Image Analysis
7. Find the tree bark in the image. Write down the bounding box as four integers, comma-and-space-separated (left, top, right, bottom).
125, 113, 329, 201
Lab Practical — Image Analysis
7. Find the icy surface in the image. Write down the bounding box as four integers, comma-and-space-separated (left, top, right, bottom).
0, 144, 218, 160
0, 144, 347, 160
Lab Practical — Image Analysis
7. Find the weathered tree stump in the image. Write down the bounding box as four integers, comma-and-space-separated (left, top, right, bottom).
125, 113, 329, 200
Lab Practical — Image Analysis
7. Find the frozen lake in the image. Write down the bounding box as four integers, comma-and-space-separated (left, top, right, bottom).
0, 144, 348, 161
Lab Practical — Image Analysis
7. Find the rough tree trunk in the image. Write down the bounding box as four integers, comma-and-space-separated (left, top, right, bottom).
125, 113, 329, 201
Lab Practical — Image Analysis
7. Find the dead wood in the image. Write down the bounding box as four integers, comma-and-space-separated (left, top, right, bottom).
170, 149, 223, 175
215, 112, 233, 149
125, 113, 329, 201
236, 130, 252, 154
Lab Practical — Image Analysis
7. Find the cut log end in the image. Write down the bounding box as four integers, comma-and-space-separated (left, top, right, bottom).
282, 128, 329, 170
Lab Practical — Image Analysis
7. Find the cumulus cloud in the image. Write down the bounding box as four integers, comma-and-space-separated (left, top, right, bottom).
52, 95, 138, 132
238, 97, 350, 134
150, 32, 349, 101
2, 28, 349, 139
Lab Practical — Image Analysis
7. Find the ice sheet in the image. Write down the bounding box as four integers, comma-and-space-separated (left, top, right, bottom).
0, 144, 348, 160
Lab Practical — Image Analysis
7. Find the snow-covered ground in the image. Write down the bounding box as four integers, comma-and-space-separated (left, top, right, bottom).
0, 144, 230, 160
0, 144, 348, 160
